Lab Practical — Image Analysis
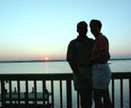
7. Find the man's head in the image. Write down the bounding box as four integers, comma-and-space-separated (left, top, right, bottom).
77, 21, 88, 36
89, 19, 102, 37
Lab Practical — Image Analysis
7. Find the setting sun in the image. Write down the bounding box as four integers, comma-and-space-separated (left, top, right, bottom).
44, 57, 49, 61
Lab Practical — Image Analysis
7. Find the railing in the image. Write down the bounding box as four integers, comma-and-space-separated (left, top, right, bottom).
0, 72, 131, 108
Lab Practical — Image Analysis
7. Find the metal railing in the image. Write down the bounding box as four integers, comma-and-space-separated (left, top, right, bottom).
0, 72, 131, 108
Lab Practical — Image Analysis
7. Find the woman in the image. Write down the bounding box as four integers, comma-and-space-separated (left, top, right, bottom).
89, 19, 112, 108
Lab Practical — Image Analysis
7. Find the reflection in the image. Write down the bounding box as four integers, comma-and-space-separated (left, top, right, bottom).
45, 62, 49, 73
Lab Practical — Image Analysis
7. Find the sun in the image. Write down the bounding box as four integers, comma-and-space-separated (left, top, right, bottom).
44, 57, 49, 61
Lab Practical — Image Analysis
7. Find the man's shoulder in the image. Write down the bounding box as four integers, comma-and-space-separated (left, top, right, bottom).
87, 37, 94, 41
87, 38, 95, 44
69, 38, 78, 44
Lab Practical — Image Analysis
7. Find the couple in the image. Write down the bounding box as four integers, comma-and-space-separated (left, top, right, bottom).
67, 20, 112, 108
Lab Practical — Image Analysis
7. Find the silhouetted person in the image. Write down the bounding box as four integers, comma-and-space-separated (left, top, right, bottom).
90, 19, 112, 108
67, 21, 94, 108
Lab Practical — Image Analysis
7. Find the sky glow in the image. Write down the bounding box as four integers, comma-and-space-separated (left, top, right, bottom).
0, 0, 131, 60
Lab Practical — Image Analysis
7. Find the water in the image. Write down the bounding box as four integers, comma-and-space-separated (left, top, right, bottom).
0, 62, 71, 74
0, 60, 131, 74
0, 60, 131, 108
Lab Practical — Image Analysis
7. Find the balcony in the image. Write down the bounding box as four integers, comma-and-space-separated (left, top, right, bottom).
0, 72, 131, 108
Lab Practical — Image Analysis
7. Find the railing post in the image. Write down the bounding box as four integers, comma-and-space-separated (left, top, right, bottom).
1, 80, 5, 108
34, 80, 37, 108
9, 80, 12, 107
25, 80, 29, 107
112, 79, 115, 108
42, 80, 46, 107
60, 80, 63, 108
129, 78, 131, 108
66, 80, 72, 108
120, 79, 123, 108
77, 91, 80, 108
17, 80, 20, 108
51, 80, 54, 108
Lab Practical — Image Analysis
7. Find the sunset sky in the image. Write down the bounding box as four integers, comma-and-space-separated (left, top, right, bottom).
0, 0, 131, 61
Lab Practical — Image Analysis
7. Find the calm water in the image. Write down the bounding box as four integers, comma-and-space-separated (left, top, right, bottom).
0, 60, 131, 74
0, 60, 131, 108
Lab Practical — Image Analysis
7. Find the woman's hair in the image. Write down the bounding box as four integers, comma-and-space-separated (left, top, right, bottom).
90, 19, 102, 29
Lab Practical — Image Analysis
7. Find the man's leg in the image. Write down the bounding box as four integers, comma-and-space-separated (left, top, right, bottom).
93, 89, 103, 108
79, 89, 92, 108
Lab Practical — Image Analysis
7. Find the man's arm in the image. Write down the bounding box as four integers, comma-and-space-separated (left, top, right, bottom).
68, 61, 79, 75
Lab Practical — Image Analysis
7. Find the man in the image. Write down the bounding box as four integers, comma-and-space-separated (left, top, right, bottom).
67, 21, 94, 108
90, 19, 112, 108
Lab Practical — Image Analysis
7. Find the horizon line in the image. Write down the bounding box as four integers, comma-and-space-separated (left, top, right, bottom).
0, 58, 131, 63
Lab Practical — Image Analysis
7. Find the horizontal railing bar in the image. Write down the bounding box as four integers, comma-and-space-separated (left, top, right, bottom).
0, 72, 131, 80
111, 72, 131, 79
0, 73, 73, 80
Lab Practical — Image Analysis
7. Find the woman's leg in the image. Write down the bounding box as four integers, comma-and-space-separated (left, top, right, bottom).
102, 89, 112, 108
